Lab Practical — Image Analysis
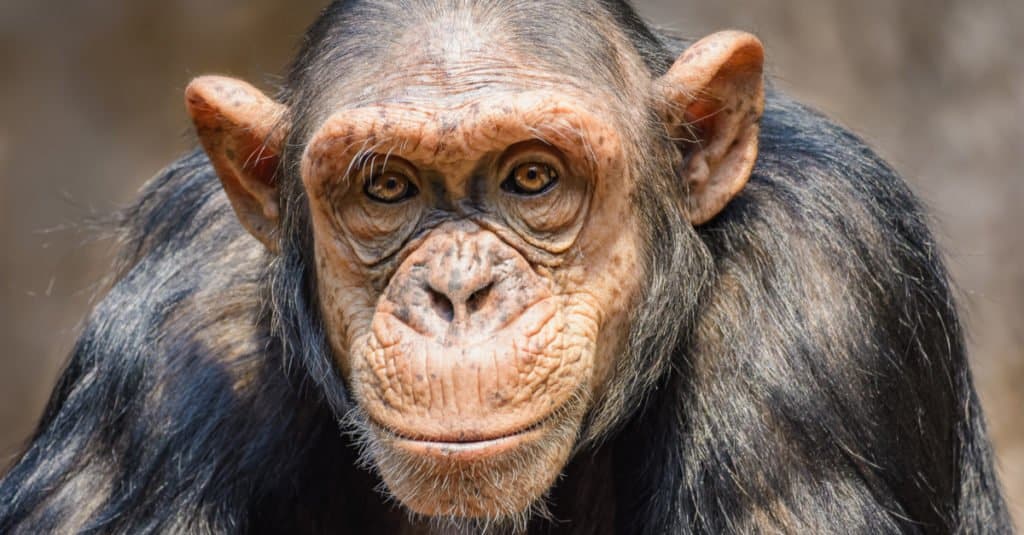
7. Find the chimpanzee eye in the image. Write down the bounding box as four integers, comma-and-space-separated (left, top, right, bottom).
364, 171, 418, 204
502, 163, 559, 196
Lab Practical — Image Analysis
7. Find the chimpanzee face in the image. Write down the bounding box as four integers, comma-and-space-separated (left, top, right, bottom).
300, 87, 642, 517
188, 20, 763, 521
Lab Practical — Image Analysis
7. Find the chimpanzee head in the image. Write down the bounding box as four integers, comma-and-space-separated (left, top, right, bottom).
185, 0, 763, 525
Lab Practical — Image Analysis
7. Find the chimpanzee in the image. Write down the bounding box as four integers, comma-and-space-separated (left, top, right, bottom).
0, 1, 1011, 533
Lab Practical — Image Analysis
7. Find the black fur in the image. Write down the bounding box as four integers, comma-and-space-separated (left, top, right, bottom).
0, 1, 1009, 533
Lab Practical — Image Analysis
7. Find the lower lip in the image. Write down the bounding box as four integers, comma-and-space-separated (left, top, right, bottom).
382, 424, 548, 462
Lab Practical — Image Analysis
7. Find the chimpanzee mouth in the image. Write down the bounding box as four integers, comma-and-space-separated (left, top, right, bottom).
371, 412, 557, 461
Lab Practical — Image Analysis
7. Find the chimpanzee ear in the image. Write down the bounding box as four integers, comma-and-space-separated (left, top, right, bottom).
657, 31, 765, 225
185, 76, 287, 252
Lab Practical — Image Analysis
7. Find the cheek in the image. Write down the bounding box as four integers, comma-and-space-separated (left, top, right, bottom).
576, 256, 642, 394
311, 225, 381, 378
565, 199, 645, 392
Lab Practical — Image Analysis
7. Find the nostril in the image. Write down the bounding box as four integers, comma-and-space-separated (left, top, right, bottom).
427, 286, 455, 323
466, 282, 493, 315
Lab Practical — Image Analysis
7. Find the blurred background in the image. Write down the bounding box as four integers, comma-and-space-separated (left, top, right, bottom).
1, 0, 1020, 526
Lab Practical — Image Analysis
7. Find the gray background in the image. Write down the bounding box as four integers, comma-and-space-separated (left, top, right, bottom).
1, 0, 1021, 526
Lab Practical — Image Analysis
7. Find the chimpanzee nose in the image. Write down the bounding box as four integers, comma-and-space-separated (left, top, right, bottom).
383, 226, 550, 341
425, 278, 495, 324
424, 246, 496, 325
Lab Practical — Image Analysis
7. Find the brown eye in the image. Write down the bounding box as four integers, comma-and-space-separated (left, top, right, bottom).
502, 163, 559, 195
364, 171, 417, 204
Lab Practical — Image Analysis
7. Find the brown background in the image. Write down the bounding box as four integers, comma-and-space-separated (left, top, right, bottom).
1, 0, 1021, 526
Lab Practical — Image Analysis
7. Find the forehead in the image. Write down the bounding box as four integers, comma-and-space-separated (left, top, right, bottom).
300, 0, 649, 114
301, 90, 622, 182
350, 41, 583, 109
293, 1, 651, 183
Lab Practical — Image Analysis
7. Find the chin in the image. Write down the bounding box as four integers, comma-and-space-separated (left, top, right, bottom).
356, 396, 587, 523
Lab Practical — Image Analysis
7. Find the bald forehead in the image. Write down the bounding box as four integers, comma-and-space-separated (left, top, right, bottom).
301, 0, 649, 108
357, 20, 577, 107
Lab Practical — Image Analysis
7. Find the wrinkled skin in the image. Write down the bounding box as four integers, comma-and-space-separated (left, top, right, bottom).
302, 93, 641, 517
187, 26, 764, 522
